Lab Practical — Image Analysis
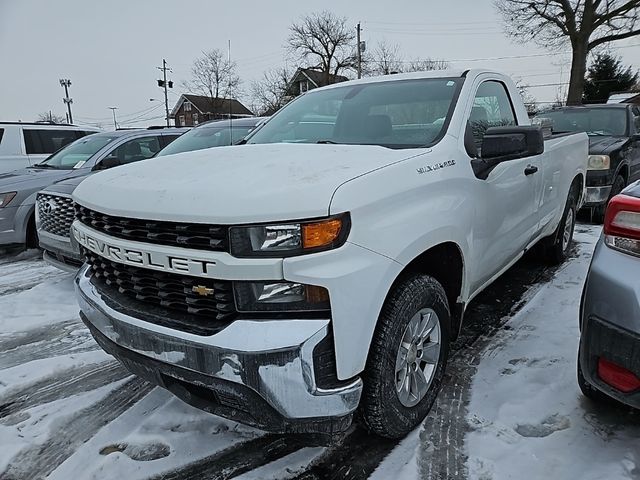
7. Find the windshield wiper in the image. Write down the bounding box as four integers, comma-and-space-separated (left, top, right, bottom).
30, 163, 57, 169
316, 140, 338, 144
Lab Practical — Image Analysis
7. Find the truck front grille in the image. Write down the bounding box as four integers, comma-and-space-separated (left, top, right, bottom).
76, 205, 229, 252
38, 193, 75, 238
84, 251, 237, 333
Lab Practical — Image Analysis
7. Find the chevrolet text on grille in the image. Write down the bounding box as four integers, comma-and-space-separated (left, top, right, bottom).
72, 225, 217, 275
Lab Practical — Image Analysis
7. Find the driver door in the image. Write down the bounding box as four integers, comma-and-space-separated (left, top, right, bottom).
468, 81, 542, 292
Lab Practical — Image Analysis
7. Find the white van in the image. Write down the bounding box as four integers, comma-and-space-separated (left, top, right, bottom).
0, 123, 99, 174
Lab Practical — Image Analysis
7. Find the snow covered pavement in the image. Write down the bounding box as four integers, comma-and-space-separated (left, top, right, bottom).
1, 225, 638, 479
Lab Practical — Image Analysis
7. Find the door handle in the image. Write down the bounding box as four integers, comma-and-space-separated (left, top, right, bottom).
524, 165, 538, 175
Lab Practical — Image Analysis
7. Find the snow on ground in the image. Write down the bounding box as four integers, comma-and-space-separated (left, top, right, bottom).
466, 225, 640, 479
2, 227, 639, 479
47, 389, 262, 480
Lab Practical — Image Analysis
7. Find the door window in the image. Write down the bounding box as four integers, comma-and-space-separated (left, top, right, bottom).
23, 129, 81, 154
106, 136, 162, 164
469, 81, 517, 147
632, 107, 640, 133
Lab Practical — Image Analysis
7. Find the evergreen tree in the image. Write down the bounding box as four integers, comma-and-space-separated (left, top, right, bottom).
583, 54, 639, 103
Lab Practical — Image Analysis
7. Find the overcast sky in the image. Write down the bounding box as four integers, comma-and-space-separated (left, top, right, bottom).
1, 0, 639, 129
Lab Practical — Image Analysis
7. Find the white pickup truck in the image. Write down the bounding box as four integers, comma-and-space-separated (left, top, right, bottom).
72, 69, 588, 439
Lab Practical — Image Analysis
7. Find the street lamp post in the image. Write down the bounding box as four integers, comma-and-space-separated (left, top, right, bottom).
59, 79, 73, 124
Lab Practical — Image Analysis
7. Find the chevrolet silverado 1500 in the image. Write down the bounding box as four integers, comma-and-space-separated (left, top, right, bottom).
72, 70, 588, 438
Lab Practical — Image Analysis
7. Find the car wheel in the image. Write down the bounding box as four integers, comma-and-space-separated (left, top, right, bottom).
577, 346, 617, 405
26, 214, 39, 249
546, 187, 578, 265
358, 274, 450, 438
592, 175, 625, 224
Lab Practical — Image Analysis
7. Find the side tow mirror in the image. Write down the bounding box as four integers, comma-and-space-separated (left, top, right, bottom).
472, 126, 544, 180
94, 156, 121, 170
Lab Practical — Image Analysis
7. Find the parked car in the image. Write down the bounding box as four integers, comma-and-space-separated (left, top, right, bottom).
0, 122, 99, 174
36, 119, 264, 271
155, 117, 268, 157
0, 127, 187, 250
72, 69, 588, 439
534, 104, 640, 222
578, 181, 640, 408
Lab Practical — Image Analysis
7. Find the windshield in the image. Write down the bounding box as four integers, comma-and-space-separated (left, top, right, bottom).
536, 108, 628, 136
38, 135, 117, 169
246, 78, 463, 149
157, 124, 255, 156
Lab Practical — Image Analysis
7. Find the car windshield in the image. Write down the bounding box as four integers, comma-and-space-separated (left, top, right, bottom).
38, 135, 117, 169
535, 108, 628, 136
157, 124, 256, 156
246, 77, 464, 149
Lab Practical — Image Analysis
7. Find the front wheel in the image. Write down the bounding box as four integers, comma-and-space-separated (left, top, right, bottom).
358, 274, 450, 438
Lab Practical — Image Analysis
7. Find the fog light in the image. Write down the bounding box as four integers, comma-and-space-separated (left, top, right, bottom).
598, 357, 640, 393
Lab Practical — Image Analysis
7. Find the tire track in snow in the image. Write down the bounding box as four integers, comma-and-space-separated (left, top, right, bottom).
150, 435, 313, 480
0, 361, 129, 420
1, 377, 154, 480
0, 319, 98, 370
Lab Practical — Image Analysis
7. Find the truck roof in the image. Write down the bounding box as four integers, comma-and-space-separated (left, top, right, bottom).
314, 69, 505, 92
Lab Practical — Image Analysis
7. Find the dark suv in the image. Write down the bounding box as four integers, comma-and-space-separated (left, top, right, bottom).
535, 104, 640, 222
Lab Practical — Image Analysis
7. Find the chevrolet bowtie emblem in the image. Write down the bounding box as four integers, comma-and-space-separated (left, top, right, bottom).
192, 285, 215, 297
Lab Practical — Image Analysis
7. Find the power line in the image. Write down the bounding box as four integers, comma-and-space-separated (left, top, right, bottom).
365, 20, 497, 26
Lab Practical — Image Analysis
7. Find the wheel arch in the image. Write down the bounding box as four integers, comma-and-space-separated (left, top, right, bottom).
617, 163, 629, 184
387, 241, 466, 339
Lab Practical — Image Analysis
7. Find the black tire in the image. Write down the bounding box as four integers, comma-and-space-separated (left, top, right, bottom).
592, 175, 625, 224
545, 186, 578, 265
577, 346, 617, 405
358, 274, 450, 438
26, 214, 39, 249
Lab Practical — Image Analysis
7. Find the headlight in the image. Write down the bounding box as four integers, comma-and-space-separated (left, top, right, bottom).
229, 214, 350, 257
234, 281, 330, 312
0, 192, 17, 208
587, 155, 610, 170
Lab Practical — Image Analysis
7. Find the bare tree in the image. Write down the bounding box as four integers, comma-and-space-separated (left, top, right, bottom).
496, 0, 640, 104
369, 41, 405, 75
36, 111, 66, 123
515, 79, 539, 115
250, 67, 293, 115
287, 11, 357, 85
405, 58, 450, 72
367, 40, 449, 76
183, 49, 242, 112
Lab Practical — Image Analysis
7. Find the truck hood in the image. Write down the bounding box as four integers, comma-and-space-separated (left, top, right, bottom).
73, 143, 422, 224
0, 167, 73, 192
588, 136, 629, 155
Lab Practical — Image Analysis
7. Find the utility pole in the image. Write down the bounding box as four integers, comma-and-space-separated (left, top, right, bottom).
108, 107, 118, 130
157, 59, 173, 127
59, 79, 73, 123
357, 23, 362, 79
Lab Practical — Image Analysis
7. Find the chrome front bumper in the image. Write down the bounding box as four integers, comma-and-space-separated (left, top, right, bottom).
75, 265, 362, 430
584, 185, 612, 206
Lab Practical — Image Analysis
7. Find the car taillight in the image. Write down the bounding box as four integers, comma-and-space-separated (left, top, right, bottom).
604, 194, 640, 256
598, 357, 640, 393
